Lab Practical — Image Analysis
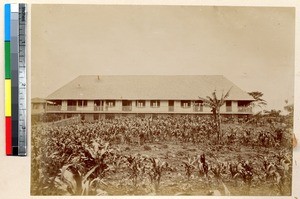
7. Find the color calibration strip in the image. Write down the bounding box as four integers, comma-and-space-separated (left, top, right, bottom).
4, 3, 27, 156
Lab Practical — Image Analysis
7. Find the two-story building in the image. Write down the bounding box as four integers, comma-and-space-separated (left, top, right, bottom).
44, 75, 254, 121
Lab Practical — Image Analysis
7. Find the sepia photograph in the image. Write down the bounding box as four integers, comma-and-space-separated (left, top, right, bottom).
30, 4, 294, 196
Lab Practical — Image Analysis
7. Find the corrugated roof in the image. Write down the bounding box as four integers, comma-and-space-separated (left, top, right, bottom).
46, 75, 254, 101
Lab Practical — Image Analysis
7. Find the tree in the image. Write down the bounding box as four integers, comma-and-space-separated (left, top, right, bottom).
201, 88, 231, 143
284, 100, 294, 116
264, 109, 281, 117
284, 100, 293, 128
248, 91, 267, 110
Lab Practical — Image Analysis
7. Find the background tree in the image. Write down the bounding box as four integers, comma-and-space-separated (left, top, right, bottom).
284, 100, 294, 129
284, 99, 294, 116
248, 91, 267, 110
201, 88, 231, 143
264, 109, 281, 117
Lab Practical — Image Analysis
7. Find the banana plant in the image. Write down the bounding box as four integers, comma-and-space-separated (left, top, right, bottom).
126, 155, 147, 187
182, 157, 197, 181
233, 160, 254, 193
111, 154, 126, 173
197, 154, 209, 177
84, 141, 113, 178
148, 157, 168, 192
55, 164, 104, 195
229, 162, 239, 178
274, 155, 292, 195
261, 157, 277, 181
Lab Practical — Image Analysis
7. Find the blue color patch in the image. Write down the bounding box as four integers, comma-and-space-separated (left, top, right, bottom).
5, 4, 11, 41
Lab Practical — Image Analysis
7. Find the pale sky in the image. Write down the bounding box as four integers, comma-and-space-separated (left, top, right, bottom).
31, 5, 295, 111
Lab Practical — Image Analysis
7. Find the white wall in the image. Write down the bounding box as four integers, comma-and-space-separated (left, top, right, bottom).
232, 101, 238, 112
61, 100, 67, 111
54, 99, 249, 114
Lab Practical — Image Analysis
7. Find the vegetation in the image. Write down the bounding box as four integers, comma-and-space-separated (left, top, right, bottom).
201, 88, 231, 143
31, 112, 293, 196
248, 91, 267, 110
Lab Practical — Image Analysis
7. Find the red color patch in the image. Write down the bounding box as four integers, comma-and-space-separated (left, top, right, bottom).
6, 117, 12, 155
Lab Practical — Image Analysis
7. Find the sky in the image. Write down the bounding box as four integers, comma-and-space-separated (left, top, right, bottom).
31, 5, 295, 111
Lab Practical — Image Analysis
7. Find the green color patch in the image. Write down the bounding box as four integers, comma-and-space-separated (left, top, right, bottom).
5, 42, 11, 79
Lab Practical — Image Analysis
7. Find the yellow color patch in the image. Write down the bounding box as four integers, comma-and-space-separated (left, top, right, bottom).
5, 80, 11, 116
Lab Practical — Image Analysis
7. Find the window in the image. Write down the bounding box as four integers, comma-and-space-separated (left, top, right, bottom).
237, 101, 252, 113
94, 100, 104, 106
53, 100, 62, 106
226, 101, 232, 106
194, 100, 203, 112
94, 100, 104, 111
67, 100, 77, 111
194, 100, 203, 106
78, 100, 87, 107
136, 100, 146, 108
238, 101, 250, 107
106, 100, 116, 107
181, 100, 191, 108
226, 101, 232, 112
168, 100, 174, 111
150, 100, 160, 108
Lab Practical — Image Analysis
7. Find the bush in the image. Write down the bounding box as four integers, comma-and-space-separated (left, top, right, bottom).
125, 146, 131, 151
144, 145, 152, 151
176, 150, 186, 157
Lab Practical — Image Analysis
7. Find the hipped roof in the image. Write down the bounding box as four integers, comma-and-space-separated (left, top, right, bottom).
46, 75, 254, 101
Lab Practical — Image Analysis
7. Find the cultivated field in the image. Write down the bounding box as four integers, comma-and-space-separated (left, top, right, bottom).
31, 115, 293, 196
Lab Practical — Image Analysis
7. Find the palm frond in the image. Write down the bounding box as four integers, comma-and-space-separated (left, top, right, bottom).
219, 87, 232, 105
223, 87, 232, 99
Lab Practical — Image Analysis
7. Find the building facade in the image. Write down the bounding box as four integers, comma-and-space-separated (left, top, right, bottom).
44, 75, 254, 121
31, 97, 47, 115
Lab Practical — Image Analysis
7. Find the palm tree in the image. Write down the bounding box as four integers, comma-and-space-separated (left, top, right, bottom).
201, 88, 231, 143
248, 91, 267, 110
